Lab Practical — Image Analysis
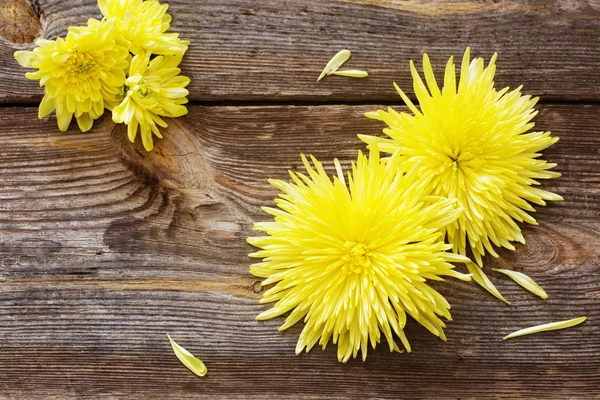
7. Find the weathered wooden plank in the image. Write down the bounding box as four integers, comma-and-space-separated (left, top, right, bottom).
1, 0, 600, 103
0, 104, 599, 398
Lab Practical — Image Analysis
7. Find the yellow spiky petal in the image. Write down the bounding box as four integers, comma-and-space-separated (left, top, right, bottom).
360, 48, 563, 267
248, 147, 472, 363
14, 18, 129, 132
112, 51, 190, 151
98, 0, 189, 56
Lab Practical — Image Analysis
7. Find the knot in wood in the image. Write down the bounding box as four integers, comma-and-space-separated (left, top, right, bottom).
0, 0, 40, 44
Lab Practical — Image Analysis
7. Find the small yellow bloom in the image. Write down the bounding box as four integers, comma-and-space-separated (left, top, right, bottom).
112, 51, 190, 151
248, 148, 471, 363
361, 48, 563, 268
99, 0, 189, 56
14, 18, 129, 132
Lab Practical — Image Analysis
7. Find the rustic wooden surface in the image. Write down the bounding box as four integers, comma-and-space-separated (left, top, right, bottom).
0, 0, 599, 399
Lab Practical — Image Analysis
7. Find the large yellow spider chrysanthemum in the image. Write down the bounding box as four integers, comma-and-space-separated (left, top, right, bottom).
248, 148, 471, 363
14, 18, 129, 132
98, 0, 189, 56
112, 51, 190, 151
360, 48, 563, 269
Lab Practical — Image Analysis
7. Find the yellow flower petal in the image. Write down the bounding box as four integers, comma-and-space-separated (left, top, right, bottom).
127, 118, 139, 143
38, 95, 56, 119
167, 334, 207, 377
331, 70, 369, 78
112, 98, 132, 124
162, 87, 189, 98
492, 268, 548, 299
141, 122, 154, 151
317, 49, 351, 81
76, 113, 94, 132
97, 0, 109, 16
503, 317, 587, 340
422, 53, 441, 97
55, 102, 73, 132
14, 51, 34, 68
466, 262, 510, 305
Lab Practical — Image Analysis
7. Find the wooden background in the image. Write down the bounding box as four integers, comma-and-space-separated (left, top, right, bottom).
1, 0, 599, 398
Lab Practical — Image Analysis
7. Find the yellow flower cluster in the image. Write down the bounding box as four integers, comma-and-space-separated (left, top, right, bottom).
14, 0, 190, 151
249, 48, 562, 362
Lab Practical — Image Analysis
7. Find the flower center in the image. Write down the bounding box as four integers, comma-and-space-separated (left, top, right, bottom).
341, 241, 370, 274
445, 148, 486, 172
68, 51, 96, 76
126, 74, 155, 98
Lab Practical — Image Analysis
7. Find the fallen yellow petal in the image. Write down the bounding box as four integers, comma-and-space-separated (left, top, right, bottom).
492, 268, 548, 299
317, 49, 351, 81
331, 70, 369, 78
167, 334, 207, 377
503, 317, 587, 340
466, 262, 510, 305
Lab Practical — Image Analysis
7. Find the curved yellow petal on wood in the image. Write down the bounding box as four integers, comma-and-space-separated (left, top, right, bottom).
167, 334, 207, 377
492, 268, 548, 299
503, 317, 587, 340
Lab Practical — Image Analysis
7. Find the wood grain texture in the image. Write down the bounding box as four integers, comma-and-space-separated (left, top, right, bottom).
1, 104, 599, 399
1, 0, 600, 103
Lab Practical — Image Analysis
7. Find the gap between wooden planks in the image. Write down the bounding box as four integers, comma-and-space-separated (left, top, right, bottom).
0, 104, 599, 398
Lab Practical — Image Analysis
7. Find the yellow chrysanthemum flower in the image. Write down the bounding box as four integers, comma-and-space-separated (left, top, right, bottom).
248, 148, 472, 363
14, 18, 129, 132
360, 48, 563, 268
112, 51, 190, 151
99, 0, 189, 56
